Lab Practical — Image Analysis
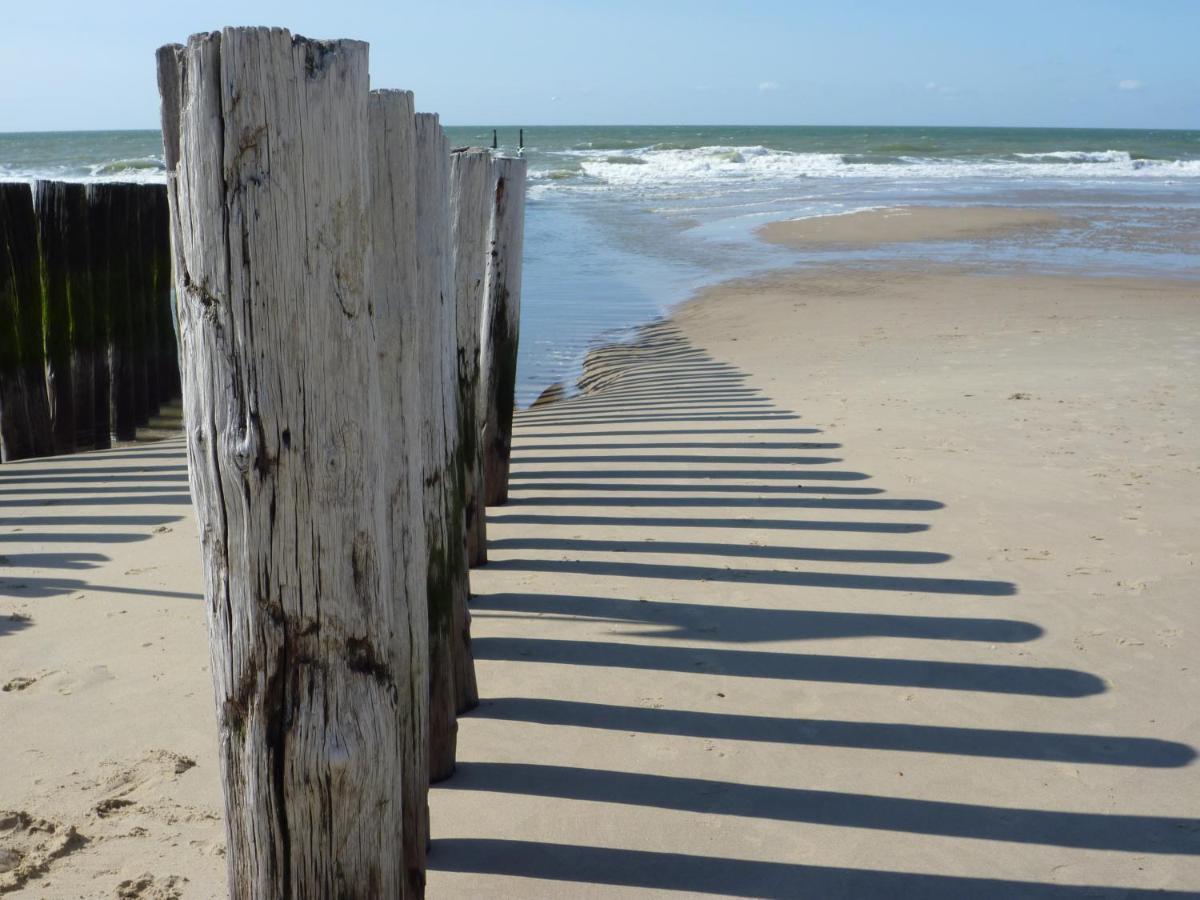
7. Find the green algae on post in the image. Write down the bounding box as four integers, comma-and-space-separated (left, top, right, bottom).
0, 182, 54, 461
35, 180, 76, 452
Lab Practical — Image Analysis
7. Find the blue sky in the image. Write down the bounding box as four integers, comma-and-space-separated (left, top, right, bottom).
1, 0, 1196, 131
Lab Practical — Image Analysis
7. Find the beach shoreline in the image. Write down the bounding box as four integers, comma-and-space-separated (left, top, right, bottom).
3, 211, 1199, 895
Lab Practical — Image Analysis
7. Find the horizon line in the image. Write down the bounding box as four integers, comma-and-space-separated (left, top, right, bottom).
2, 122, 1198, 138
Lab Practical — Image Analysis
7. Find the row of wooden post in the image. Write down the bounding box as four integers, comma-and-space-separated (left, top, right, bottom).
0, 180, 179, 462
157, 28, 525, 897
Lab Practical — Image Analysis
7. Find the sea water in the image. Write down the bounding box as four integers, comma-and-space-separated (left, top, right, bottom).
3, 125, 1198, 404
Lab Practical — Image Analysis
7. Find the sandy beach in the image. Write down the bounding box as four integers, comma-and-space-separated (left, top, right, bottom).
3, 215, 1200, 895
758, 206, 1068, 247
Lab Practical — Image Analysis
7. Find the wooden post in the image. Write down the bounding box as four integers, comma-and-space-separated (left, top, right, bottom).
414, 113, 478, 782
136, 185, 162, 416
108, 183, 137, 441
449, 148, 495, 567
128, 186, 151, 426
480, 156, 527, 506
160, 28, 419, 897
35, 180, 76, 453
155, 49, 184, 408
152, 185, 180, 404
0, 182, 54, 461
85, 183, 112, 449
366, 88, 431, 895
63, 182, 97, 450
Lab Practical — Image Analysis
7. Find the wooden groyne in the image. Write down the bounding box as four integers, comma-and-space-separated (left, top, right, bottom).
0, 179, 178, 462
157, 26, 525, 897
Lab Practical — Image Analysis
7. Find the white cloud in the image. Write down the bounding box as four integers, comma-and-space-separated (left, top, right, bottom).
1117, 79, 1145, 91
549, 95, 559, 102
758, 81, 781, 92
925, 81, 954, 94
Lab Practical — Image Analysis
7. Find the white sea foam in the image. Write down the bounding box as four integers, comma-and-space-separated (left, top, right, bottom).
547, 144, 1200, 195
0, 157, 166, 185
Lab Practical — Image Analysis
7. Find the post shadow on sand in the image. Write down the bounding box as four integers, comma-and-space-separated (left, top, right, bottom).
473, 637, 1101, 697
484, 558, 1016, 596
471, 592, 1038, 643
490, 512, 932, 534
0, 612, 33, 638
0, 493, 191, 509
472, 698, 1196, 768
0, 550, 109, 569
0, 575, 202, 601
443, 762, 1200, 855
428, 839, 1199, 899
488, 536, 952, 564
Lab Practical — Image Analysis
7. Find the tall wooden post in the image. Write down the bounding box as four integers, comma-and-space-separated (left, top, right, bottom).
480, 156, 527, 506
35, 180, 76, 453
108, 183, 137, 441
85, 183, 113, 449
366, 88, 431, 895
0, 182, 54, 461
449, 148, 495, 567
152, 185, 179, 404
160, 28, 420, 897
415, 113, 478, 782
128, 186, 151, 426
64, 182, 97, 450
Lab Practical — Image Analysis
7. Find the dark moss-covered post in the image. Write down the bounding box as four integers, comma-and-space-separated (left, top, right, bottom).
128, 186, 151, 425
0, 182, 54, 461
137, 184, 162, 416
35, 180, 75, 452
85, 183, 112, 448
480, 156, 527, 506
64, 182, 97, 450
108, 183, 137, 441
415, 112, 479, 782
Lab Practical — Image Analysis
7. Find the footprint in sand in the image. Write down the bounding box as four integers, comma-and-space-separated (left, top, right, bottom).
115, 872, 187, 899
46, 664, 114, 696
88, 750, 200, 825
0, 809, 87, 893
2, 676, 36, 692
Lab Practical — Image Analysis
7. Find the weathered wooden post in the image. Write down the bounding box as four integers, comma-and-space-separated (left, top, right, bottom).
85, 183, 113, 449
35, 180, 76, 453
64, 182, 97, 450
480, 156, 527, 506
449, 148, 495, 567
366, 88, 432, 893
152, 185, 179, 405
414, 113, 478, 781
128, 186, 151, 426
159, 28, 422, 896
0, 182, 54, 461
135, 184, 162, 418
108, 183, 137, 441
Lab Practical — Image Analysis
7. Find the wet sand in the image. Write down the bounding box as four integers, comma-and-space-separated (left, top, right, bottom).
2, 264, 1198, 896
758, 206, 1067, 247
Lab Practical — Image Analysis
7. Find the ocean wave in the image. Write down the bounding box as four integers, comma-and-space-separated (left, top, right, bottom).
0, 156, 166, 185
90, 156, 165, 176
553, 143, 1200, 192
1012, 149, 1134, 163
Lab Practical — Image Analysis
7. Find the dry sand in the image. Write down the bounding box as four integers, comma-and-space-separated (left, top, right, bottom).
758, 206, 1067, 247
2, 263, 1198, 897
